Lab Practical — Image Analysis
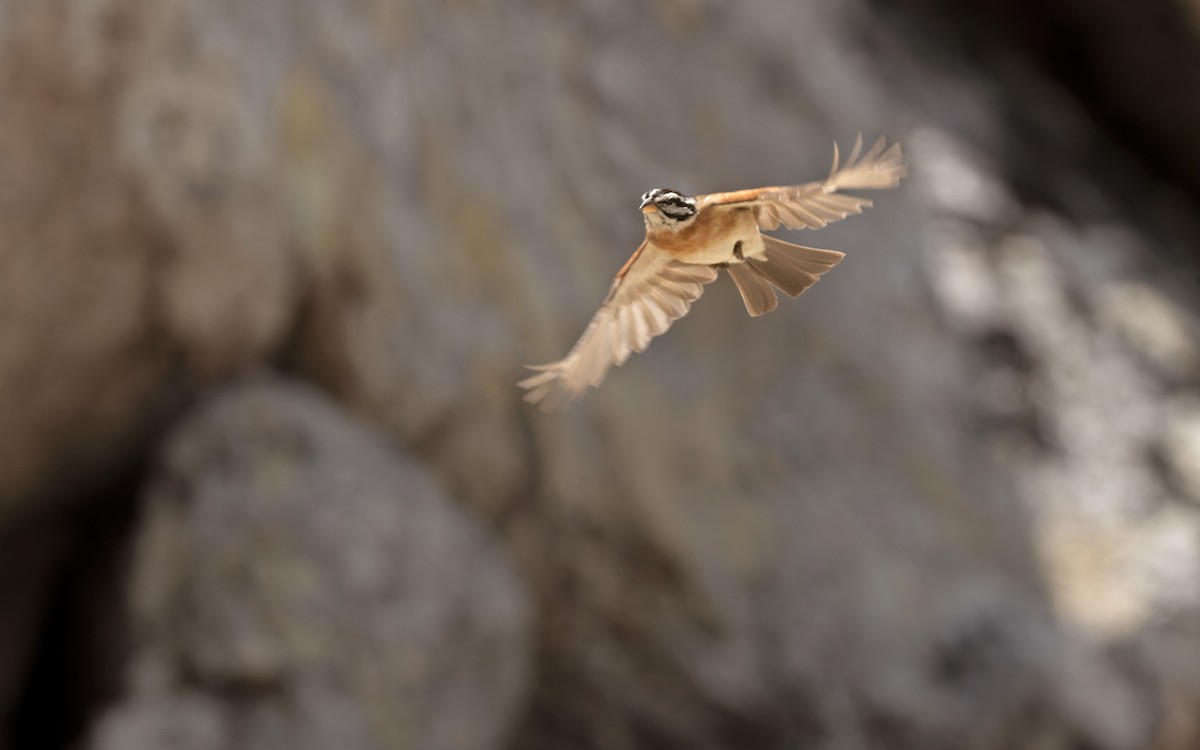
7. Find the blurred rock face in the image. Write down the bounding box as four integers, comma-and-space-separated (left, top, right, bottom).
92, 382, 530, 750
1, 0, 1200, 749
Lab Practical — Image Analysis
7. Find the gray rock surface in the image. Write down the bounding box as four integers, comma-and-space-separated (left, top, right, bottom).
89, 381, 531, 750
0, 0, 300, 524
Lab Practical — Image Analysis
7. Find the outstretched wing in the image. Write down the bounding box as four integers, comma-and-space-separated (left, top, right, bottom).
519, 242, 718, 411
698, 135, 905, 231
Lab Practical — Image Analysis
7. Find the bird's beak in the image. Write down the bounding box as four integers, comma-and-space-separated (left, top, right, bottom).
640, 198, 657, 212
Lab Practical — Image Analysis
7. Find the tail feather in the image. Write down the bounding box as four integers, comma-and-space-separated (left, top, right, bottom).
726, 236, 845, 316
749, 236, 845, 298
726, 262, 778, 317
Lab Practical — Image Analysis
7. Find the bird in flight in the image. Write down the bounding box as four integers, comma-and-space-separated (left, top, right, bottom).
519, 135, 905, 411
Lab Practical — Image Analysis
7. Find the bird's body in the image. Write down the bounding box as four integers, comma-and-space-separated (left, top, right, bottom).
649, 203, 763, 265
519, 135, 906, 411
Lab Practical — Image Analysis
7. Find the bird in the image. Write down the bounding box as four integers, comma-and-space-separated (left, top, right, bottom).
519, 135, 906, 411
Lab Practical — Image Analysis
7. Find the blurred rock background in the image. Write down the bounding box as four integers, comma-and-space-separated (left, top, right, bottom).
3, 0, 1200, 748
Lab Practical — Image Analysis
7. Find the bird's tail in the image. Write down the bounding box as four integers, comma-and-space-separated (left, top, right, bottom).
726, 236, 845, 317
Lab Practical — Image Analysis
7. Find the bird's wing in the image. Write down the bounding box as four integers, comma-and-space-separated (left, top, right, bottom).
519, 241, 718, 411
697, 135, 905, 231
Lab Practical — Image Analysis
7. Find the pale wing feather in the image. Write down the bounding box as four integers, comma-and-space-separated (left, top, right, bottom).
518, 245, 717, 411
699, 135, 906, 231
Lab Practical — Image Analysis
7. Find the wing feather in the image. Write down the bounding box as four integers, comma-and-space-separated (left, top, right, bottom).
634, 305, 654, 345
624, 302, 648, 356
700, 135, 905, 232
518, 243, 718, 411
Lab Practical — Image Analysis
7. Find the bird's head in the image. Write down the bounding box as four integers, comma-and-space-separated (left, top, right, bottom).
640, 188, 697, 230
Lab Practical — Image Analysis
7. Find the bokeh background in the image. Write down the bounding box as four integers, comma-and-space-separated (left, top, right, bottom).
4, 1, 1200, 748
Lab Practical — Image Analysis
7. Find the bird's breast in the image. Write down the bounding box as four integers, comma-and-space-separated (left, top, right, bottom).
652, 208, 763, 265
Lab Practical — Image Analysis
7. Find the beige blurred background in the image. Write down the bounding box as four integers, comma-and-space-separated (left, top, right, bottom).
4, 0, 1200, 748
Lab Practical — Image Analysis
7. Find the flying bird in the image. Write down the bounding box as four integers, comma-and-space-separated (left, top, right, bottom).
519, 135, 905, 411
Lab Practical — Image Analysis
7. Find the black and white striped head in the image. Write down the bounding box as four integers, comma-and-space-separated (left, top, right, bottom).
639, 188, 697, 228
